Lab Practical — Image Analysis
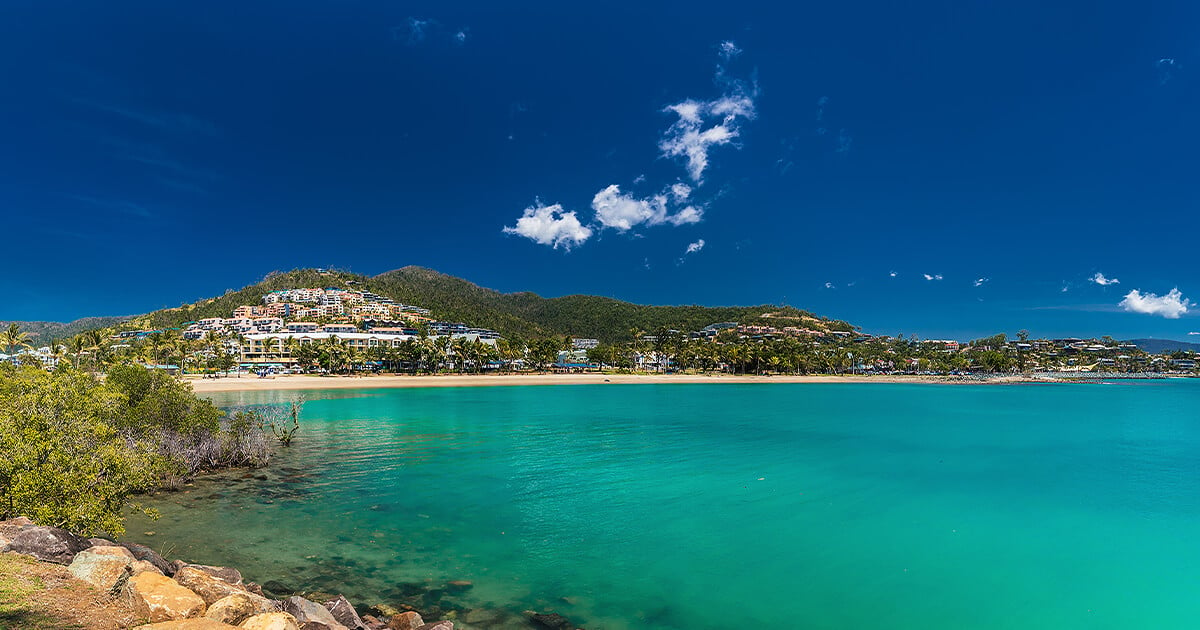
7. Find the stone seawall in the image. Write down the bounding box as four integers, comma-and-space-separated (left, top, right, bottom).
0, 518, 582, 630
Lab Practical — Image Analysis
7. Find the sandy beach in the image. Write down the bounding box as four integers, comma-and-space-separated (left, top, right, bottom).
185, 372, 1018, 393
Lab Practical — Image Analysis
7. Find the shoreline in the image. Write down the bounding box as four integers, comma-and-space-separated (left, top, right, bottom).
186, 372, 993, 392
182, 371, 1180, 393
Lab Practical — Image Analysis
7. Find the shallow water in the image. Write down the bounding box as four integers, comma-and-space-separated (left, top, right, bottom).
125, 382, 1200, 629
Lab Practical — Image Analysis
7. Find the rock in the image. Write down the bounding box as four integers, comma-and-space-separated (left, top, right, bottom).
127, 572, 207, 622
414, 623, 453, 630
6, 526, 91, 564
1, 516, 34, 526
206, 592, 281, 625
361, 615, 387, 630
135, 559, 167, 575
324, 595, 368, 630
176, 565, 250, 605
245, 581, 266, 596
462, 609, 502, 625
282, 596, 349, 630
121, 542, 175, 575
89, 537, 117, 546
444, 581, 472, 592
134, 619, 242, 629
184, 563, 244, 585
387, 612, 424, 630
526, 612, 572, 630
367, 604, 400, 619
262, 580, 297, 599
88, 544, 136, 560
68, 546, 134, 593
135, 620, 241, 629
240, 612, 301, 630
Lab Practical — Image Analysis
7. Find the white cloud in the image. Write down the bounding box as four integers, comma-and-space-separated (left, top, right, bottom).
974, 277, 989, 287
503, 202, 592, 250
923, 274, 943, 281
659, 45, 757, 183
824, 282, 835, 289
1090, 272, 1120, 286
670, 182, 692, 201
455, 29, 468, 44
1119, 288, 1191, 319
889, 270, 898, 278
719, 41, 742, 59
1188, 331, 1200, 336
685, 239, 706, 255
592, 184, 702, 231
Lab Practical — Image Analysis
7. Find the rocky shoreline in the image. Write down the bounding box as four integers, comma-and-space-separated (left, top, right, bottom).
0, 518, 583, 630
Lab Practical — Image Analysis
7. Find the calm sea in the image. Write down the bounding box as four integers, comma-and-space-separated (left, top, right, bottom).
125, 382, 1200, 629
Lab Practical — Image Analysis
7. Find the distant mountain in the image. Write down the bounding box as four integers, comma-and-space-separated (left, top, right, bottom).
131, 266, 855, 344
1126, 338, 1200, 354
0, 316, 132, 345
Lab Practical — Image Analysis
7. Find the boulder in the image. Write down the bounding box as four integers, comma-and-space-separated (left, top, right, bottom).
121, 542, 175, 575
176, 565, 250, 605
324, 595, 367, 630
527, 612, 572, 630
7, 526, 91, 564
206, 592, 281, 625
89, 537, 117, 546
414, 623, 453, 630
134, 559, 167, 575
183, 563, 244, 585
282, 596, 349, 630
361, 615, 387, 630
68, 546, 135, 593
127, 572, 207, 622
134, 620, 241, 629
240, 612, 301, 630
387, 611, 424, 630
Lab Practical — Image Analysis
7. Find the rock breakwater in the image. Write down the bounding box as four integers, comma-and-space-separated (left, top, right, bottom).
0, 518, 585, 630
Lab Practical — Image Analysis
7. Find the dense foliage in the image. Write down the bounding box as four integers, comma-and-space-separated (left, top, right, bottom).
0, 365, 273, 536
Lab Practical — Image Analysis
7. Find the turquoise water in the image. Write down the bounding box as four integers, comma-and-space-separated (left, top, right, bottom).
126, 382, 1200, 629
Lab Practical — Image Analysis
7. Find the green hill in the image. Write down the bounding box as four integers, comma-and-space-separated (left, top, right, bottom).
0, 316, 132, 345
100, 266, 857, 344
372, 266, 855, 342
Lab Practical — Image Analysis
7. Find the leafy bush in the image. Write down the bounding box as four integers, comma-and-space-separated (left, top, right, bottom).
0, 365, 279, 535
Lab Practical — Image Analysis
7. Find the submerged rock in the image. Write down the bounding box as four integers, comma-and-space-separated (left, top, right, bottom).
7, 526, 90, 564
263, 580, 298, 598
127, 572, 208, 622
526, 612, 574, 630
68, 545, 135, 593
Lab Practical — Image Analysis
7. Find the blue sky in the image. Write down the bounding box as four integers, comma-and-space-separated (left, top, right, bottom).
3, 1, 1199, 340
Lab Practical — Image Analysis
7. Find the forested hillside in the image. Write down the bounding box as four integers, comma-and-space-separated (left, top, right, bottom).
48, 266, 856, 344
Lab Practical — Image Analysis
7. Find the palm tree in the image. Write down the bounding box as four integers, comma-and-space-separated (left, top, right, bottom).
0, 323, 31, 357
67, 335, 85, 370
84, 329, 105, 372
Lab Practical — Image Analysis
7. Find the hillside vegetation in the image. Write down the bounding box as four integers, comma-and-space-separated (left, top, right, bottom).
70, 267, 856, 344
0, 317, 131, 345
